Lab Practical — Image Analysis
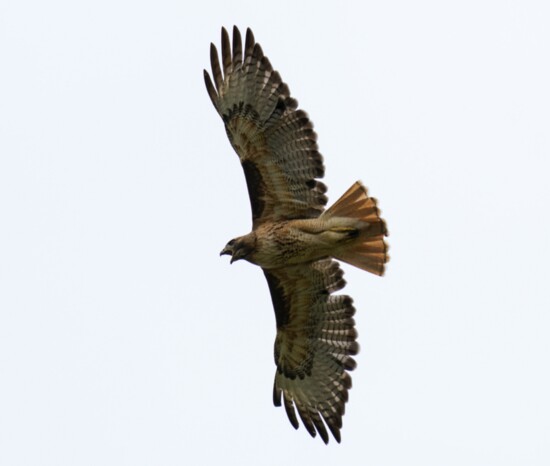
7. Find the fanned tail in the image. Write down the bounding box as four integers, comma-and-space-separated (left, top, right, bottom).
322, 181, 389, 275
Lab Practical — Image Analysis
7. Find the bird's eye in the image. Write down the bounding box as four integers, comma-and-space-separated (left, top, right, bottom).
228, 239, 236, 246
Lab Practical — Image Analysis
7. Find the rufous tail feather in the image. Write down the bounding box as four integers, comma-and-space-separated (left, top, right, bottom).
323, 181, 389, 275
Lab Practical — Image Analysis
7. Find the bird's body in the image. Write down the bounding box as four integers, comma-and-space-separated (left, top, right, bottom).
260, 217, 359, 267
228, 217, 362, 269
204, 26, 389, 444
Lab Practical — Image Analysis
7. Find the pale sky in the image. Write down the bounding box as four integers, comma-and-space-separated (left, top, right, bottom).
1, 1, 549, 465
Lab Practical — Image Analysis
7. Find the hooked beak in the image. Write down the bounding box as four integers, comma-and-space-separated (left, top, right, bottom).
220, 246, 235, 263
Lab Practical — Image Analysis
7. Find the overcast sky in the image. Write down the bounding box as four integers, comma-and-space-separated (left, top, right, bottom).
1, 1, 549, 465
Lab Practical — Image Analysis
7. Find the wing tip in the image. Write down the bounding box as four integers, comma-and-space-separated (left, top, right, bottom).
203, 69, 218, 109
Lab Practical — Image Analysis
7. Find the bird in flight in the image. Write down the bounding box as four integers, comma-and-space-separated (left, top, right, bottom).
204, 26, 389, 444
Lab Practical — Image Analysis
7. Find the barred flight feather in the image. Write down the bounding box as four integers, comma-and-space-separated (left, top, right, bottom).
204, 26, 327, 227
265, 259, 358, 443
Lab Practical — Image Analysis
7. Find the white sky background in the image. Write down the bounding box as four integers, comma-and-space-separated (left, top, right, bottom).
1, 0, 549, 464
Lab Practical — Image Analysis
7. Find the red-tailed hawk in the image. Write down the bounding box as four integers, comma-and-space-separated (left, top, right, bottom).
204, 26, 389, 444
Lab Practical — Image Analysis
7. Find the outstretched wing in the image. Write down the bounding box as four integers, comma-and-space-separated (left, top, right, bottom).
204, 27, 328, 228
263, 259, 358, 444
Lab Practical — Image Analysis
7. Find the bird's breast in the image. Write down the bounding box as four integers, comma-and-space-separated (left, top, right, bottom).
249, 219, 337, 268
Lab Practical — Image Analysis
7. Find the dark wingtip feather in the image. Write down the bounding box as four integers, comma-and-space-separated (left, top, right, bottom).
221, 27, 231, 74
209, 42, 223, 92
348, 341, 360, 356
297, 406, 317, 439
232, 25, 242, 65
311, 412, 329, 444
328, 424, 342, 444
203, 69, 218, 109
344, 356, 357, 370
254, 43, 264, 59
262, 55, 273, 73
343, 372, 352, 389
273, 382, 282, 407
245, 28, 255, 56
283, 393, 299, 430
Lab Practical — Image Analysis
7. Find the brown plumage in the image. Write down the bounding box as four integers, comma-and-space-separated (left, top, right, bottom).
204, 26, 389, 444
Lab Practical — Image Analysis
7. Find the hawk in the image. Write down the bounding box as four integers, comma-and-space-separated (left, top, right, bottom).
204, 26, 389, 444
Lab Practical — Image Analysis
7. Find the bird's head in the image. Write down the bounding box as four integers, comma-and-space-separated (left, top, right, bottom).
220, 234, 255, 264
